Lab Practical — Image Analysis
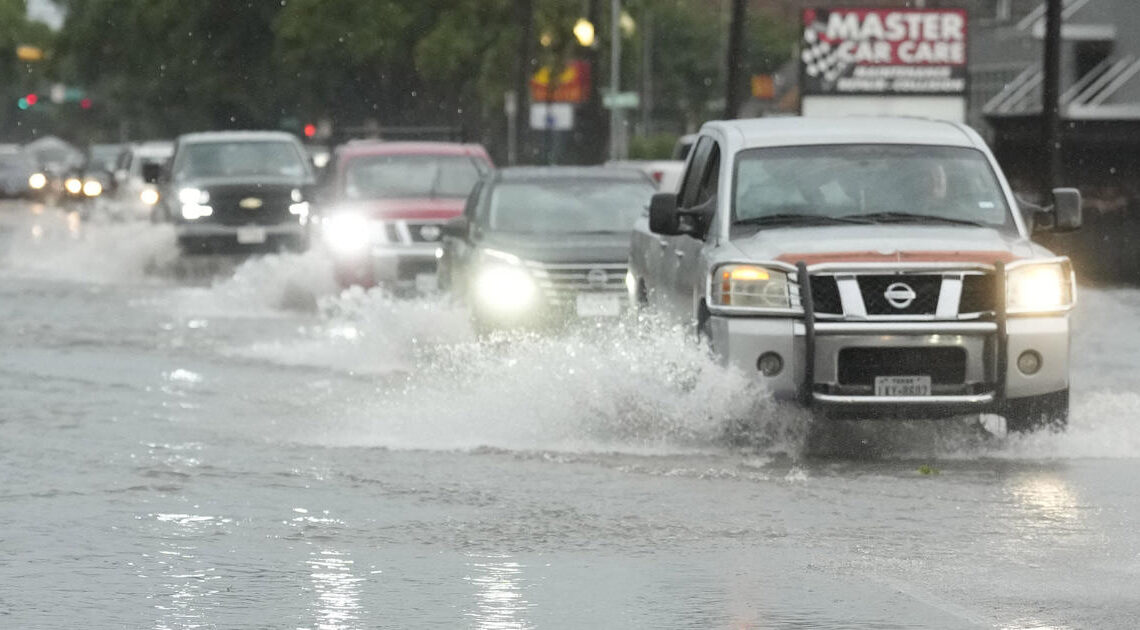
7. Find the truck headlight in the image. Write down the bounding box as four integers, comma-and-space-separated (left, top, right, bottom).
322, 213, 371, 254
140, 187, 160, 206
64, 177, 82, 195
711, 264, 790, 308
82, 179, 103, 197
1006, 260, 1074, 313
28, 172, 46, 190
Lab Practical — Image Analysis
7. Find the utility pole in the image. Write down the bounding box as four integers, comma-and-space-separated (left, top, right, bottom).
580, 0, 605, 164
723, 0, 746, 119
1042, 0, 1064, 193
512, 0, 534, 165
609, 0, 622, 160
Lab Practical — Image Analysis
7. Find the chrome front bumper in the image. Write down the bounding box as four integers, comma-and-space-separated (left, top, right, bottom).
706, 314, 1070, 414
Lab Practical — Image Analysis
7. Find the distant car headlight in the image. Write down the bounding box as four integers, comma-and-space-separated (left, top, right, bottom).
1006, 260, 1074, 314
28, 172, 46, 189
710, 264, 791, 309
64, 177, 82, 195
140, 187, 160, 206
322, 213, 372, 253
82, 180, 102, 197
475, 260, 536, 312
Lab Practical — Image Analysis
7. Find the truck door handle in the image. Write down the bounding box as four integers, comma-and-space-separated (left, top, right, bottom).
674, 250, 685, 258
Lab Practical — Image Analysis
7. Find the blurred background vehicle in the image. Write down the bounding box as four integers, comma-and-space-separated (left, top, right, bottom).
439, 166, 655, 332
0, 145, 48, 200
149, 130, 315, 254
318, 140, 492, 291
99, 141, 173, 221
605, 159, 684, 192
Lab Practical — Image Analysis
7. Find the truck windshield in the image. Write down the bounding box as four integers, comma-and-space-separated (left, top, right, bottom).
489, 179, 654, 233
733, 145, 1014, 231
344, 155, 484, 200
175, 141, 307, 179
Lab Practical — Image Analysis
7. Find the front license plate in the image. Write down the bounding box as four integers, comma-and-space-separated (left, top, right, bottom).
874, 375, 932, 397
576, 293, 621, 317
415, 273, 438, 293
236, 227, 267, 244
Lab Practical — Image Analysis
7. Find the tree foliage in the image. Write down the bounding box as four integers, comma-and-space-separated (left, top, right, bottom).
37, 0, 794, 157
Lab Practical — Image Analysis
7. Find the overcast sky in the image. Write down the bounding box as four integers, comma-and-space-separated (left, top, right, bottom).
27, 0, 64, 31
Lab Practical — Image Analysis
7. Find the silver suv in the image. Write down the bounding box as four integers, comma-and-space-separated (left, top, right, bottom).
628, 117, 1081, 432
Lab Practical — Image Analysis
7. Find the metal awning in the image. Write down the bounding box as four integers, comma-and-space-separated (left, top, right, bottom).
984, 55, 1140, 120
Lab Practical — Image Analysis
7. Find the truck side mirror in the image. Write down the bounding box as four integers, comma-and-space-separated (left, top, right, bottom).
1051, 187, 1082, 232
442, 215, 469, 239
142, 162, 162, 184
648, 193, 680, 235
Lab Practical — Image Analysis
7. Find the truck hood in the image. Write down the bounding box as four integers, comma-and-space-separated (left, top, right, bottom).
326, 198, 464, 221
727, 225, 1044, 265
481, 231, 631, 264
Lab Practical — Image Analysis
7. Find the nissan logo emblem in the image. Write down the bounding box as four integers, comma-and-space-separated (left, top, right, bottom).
418, 224, 442, 241
884, 282, 917, 309
586, 268, 608, 289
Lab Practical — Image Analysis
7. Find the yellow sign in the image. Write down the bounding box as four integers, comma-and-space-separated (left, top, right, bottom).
16, 45, 44, 62
751, 75, 775, 100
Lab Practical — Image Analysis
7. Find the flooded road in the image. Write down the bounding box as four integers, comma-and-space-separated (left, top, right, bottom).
3, 202, 1140, 629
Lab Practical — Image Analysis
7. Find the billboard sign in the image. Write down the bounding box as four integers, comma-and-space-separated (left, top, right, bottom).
800, 8, 967, 96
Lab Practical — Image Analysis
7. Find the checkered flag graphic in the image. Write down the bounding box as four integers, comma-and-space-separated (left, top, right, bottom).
801, 21, 848, 84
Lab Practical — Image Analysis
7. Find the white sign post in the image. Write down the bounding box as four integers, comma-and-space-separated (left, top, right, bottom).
529, 103, 574, 131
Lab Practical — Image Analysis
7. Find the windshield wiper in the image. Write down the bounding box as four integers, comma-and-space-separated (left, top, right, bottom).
848, 212, 988, 228
734, 214, 873, 227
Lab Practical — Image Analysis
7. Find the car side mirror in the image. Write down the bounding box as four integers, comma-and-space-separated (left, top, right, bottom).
442, 215, 469, 239
649, 193, 680, 235
1051, 187, 1082, 232
142, 162, 162, 184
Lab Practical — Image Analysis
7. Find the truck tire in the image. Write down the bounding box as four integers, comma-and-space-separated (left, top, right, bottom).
1003, 389, 1069, 433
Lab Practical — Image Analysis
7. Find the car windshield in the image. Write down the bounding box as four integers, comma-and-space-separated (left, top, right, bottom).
174, 140, 307, 179
343, 154, 483, 199
733, 145, 1013, 230
488, 178, 654, 233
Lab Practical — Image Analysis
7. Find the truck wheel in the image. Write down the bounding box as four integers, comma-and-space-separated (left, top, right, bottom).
1003, 389, 1069, 433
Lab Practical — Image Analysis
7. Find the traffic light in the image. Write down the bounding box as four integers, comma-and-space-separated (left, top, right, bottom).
303, 123, 317, 138
25, 93, 37, 106
79, 98, 92, 109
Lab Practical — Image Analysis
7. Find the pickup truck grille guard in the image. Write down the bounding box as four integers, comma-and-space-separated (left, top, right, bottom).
796, 260, 1006, 409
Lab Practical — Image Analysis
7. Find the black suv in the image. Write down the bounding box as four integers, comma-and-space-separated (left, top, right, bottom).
147, 131, 315, 254
440, 167, 655, 331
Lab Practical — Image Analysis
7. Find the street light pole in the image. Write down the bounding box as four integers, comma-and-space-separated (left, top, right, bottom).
610, 0, 621, 160
724, 0, 746, 119
1042, 0, 1064, 193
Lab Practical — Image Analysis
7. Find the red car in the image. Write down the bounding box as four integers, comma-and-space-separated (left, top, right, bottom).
318, 141, 493, 289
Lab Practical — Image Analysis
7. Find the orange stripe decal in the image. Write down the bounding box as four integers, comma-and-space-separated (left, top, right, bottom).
774, 250, 1019, 265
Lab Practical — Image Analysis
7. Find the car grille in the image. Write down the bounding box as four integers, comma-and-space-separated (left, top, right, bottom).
859, 274, 942, 315
959, 274, 997, 314
209, 191, 294, 226
805, 271, 998, 318
810, 276, 842, 315
838, 347, 967, 385
524, 261, 628, 306
380, 220, 445, 244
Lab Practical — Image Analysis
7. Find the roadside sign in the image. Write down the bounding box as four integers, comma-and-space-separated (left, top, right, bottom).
751, 75, 775, 100
800, 7, 968, 96
603, 91, 640, 109
529, 103, 574, 131
530, 60, 591, 104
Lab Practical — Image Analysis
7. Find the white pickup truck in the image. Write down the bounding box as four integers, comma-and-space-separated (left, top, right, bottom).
627, 117, 1081, 432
